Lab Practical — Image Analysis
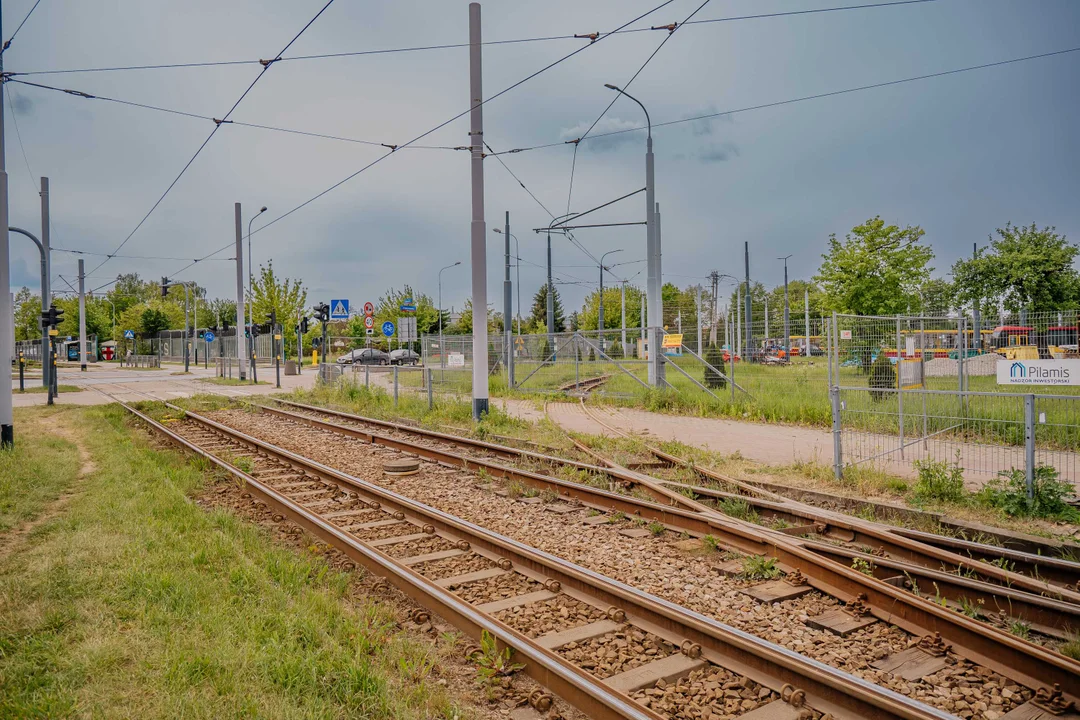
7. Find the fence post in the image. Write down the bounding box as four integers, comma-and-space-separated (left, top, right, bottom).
574, 337, 580, 390
393, 366, 399, 408
896, 317, 904, 459
1024, 394, 1036, 499
427, 368, 434, 410
365, 364, 369, 388
830, 385, 843, 481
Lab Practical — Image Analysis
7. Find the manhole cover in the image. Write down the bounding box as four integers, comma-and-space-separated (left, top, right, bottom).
383, 458, 421, 476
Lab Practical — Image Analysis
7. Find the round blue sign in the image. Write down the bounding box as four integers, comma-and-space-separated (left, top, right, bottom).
204, 331, 216, 343
381, 321, 396, 337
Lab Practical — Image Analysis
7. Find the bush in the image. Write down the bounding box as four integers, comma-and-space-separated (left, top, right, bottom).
608, 342, 623, 359
868, 353, 896, 402
912, 457, 966, 503
703, 344, 727, 389
976, 465, 1079, 520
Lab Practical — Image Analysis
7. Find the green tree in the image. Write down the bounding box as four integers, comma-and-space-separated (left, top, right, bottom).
373, 285, 443, 340
451, 298, 495, 335
140, 308, 172, 337
951, 223, 1080, 313
14, 287, 40, 341
529, 284, 565, 333
248, 261, 308, 354
918, 278, 955, 315
764, 280, 825, 323
578, 284, 645, 332
814, 216, 934, 316
205, 298, 237, 329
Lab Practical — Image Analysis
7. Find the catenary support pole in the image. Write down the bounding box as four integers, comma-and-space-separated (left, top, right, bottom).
804, 288, 810, 357
39, 177, 51, 388
78, 259, 88, 370
234, 203, 247, 381
468, 2, 488, 419
743, 242, 751, 362
651, 203, 664, 385
640, 293, 646, 356
620, 281, 626, 354
546, 232, 554, 347
504, 211, 513, 386
696, 286, 702, 355
0, 5, 12, 447
781, 255, 791, 358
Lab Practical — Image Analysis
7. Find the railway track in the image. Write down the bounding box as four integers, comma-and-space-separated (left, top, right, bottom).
557, 374, 612, 395
212, 396, 1080, 709
118, 397, 955, 720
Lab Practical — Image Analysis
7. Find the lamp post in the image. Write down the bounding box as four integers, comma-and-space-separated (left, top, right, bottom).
598, 249, 623, 352
245, 205, 267, 374
778, 255, 792, 359
493, 227, 521, 336
604, 83, 660, 385
438, 261, 461, 368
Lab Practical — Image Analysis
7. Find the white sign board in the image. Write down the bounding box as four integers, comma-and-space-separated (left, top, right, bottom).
330, 299, 350, 320
398, 317, 417, 344
840, 330, 852, 340
447, 352, 465, 367
997, 359, 1080, 387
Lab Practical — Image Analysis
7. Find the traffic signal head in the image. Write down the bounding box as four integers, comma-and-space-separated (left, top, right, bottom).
161, 277, 170, 297
313, 303, 329, 323
299, 316, 310, 335
40, 304, 65, 329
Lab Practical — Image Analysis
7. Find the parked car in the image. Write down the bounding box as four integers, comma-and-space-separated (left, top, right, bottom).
389, 349, 420, 366
336, 348, 390, 365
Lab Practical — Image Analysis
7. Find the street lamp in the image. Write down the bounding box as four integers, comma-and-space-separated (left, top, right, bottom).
778, 255, 792, 358
246, 206, 268, 330
492, 228, 521, 336
598, 249, 623, 351
438, 261, 461, 368
604, 83, 660, 385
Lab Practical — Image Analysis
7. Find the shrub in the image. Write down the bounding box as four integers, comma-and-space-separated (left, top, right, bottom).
868, 353, 896, 402
976, 465, 1079, 520
912, 457, 966, 503
703, 344, 727, 389
608, 342, 623, 359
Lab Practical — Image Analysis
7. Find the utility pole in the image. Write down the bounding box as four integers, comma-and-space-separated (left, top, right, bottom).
270, 309, 280, 389
652, 203, 664, 384
696, 286, 702, 354
620, 281, 627, 353
78, 260, 88, 371
708, 270, 719, 345
804, 288, 811, 356
234, 203, 246, 381
0, 6, 12, 448
971, 242, 981, 350
640, 293, 646, 355
743, 242, 752, 361
736, 291, 742, 357
468, 2, 488, 419
503, 211, 513, 386
39, 178, 51, 388
546, 232, 554, 345
780, 255, 792, 358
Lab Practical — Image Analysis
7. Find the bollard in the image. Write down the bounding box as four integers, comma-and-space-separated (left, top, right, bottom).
393, 366, 399, 408
427, 368, 434, 410
365, 364, 369, 388
19, 354, 25, 392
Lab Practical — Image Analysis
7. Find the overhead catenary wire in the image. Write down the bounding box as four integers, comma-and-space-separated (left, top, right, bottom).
9, 0, 944, 76
85, 0, 340, 279
2, 0, 43, 54
495, 45, 1080, 155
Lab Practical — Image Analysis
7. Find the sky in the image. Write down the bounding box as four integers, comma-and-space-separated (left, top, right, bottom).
4, 0, 1079, 317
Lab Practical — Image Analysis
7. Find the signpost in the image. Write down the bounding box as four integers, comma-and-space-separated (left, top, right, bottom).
400, 297, 417, 313
363, 315, 375, 330
330, 299, 350, 320
382, 321, 396, 338
363, 301, 374, 315
123, 329, 135, 340
398, 317, 417, 345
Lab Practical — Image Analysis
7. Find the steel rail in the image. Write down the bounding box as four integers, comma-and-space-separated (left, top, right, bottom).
573, 398, 1080, 601
248, 398, 1080, 697
143, 402, 952, 720
120, 401, 658, 720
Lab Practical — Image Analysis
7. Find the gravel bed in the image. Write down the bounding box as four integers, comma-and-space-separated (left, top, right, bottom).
631, 667, 778, 719
453, 572, 542, 606
351, 521, 419, 542
557, 628, 676, 679
496, 596, 609, 638
414, 553, 497, 581
383, 535, 456, 559
204, 408, 1035, 719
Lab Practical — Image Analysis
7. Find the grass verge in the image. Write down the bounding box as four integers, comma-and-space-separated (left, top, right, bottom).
200, 377, 270, 386
14, 384, 82, 394
0, 405, 474, 719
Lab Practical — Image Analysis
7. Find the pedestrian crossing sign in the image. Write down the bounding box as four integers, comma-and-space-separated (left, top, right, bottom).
330, 299, 350, 320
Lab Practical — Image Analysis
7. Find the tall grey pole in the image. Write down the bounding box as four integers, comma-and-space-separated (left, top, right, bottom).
0, 4, 13, 447
652, 203, 664, 383
39, 178, 50, 387
971, 242, 981, 350
598, 261, 604, 346
620, 281, 627, 353
696, 286, 702, 355
503, 211, 513, 386
640, 292, 646, 357
468, 2, 489, 419
781, 255, 791, 357
78, 260, 88, 371
744, 241, 752, 361
234, 203, 246, 380
646, 141, 657, 386
736, 291, 741, 357
546, 232, 554, 338
804, 288, 810, 356
515, 235, 521, 336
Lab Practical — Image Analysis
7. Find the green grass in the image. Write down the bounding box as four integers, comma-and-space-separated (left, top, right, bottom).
13, 384, 81, 394
200, 377, 270, 386
0, 405, 475, 719
0, 410, 82, 532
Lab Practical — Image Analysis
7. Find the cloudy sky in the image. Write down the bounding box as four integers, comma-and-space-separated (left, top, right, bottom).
5, 0, 1079, 315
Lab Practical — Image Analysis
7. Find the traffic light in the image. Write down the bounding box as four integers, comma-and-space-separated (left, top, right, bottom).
39, 304, 65, 329
222, 318, 230, 333
313, 303, 329, 323
267, 309, 277, 326
311, 337, 322, 349
161, 277, 170, 297
299, 316, 310, 335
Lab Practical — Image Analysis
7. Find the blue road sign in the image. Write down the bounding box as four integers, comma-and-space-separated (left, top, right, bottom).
204, 331, 216, 343
382, 321, 396, 337
123, 329, 135, 339
400, 304, 416, 312
330, 299, 350, 320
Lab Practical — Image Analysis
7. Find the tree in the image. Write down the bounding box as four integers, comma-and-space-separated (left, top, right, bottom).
451, 298, 495, 334
248, 261, 308, 354
373, 285, 443, 338
918, 278, 954, 315
764, 280, 825, 323
140, 308, 172, 337
814, 216, 934, 316
205, 298, 237, 329
14, 287, 40, 341
951, 223, 1080, 313
704, 344, 727, 389
577, 284, 645, 332
529, 284, 565, 333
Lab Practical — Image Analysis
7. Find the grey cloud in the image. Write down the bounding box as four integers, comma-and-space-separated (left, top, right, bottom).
685, 106, 733, 137
10, 92, 33, 116
698, 142, 740, 163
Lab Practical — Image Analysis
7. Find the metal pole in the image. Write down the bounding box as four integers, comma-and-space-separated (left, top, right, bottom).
897, 317, 904, 459
39, 177, 50, 388
234, 203, 247, 381
640, 293, 645, 357
804, 288, 810, 358
744, 242, 751, 362
393, 366, 399, 407
546, 232, 554, 339
504, 211, 513, 387
427, 368, 434, 409
830, 385, 843, 480
736, 291, 741, 357
18, 352, 23, 391
0, 6, 12, 448
646, 141, 657, 386
274, 318, 281, 389
652, 203, 664, 384
78, 259, 88, 371
515, 235, 521, 336
598, 259, 604, 350
183, 283, 190, 373
468, 2, 489, 419
47, 338, 54, 406
1024, 394, 1035, 499
782, 256, 791, 358
972, 242, 982, 351
620, 281, 627, 353
696, 286, 702, 355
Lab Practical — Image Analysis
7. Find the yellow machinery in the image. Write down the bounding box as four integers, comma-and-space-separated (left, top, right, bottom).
997, 334, 1039, 361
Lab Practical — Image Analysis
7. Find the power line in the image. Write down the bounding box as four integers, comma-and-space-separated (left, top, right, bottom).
52, 247, 234, 262
10, 0, 944, 76
496, 45, 1080, 155
86, 0, 339, 278
2, 0, 43, 55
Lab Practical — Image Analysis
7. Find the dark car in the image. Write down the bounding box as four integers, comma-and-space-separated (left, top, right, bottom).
336, 348, 390, 365
389, 349, 420, 366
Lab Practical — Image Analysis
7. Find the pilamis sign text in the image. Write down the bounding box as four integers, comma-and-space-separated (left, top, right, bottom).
997, 359, 1080, 386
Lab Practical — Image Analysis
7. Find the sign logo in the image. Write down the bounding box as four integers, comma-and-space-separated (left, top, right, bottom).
840, 330, 853, 340
330, 299, 350, 320
662, 333, 683, 349
998, 359, 1079, 386
363, 315, 375, 329
363, 301, 374, 316
382, 321, 396, 337
123, 329, 135, 339
203, 331, 216, 343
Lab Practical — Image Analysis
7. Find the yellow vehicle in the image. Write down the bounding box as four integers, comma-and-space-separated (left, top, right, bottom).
991, 326, 1040, 361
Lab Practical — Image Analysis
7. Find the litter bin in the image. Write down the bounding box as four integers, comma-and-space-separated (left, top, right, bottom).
285, 360, 298, 376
